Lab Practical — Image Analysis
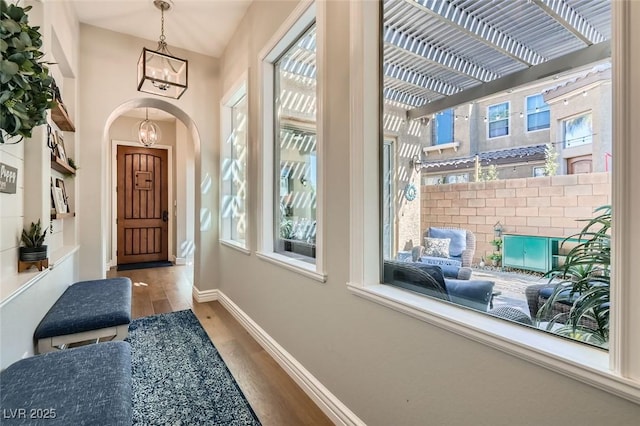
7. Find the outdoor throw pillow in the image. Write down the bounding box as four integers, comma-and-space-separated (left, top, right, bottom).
423, 237, 450, 258
429, 227, 467, 257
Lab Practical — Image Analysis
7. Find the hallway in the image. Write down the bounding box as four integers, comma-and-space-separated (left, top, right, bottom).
107, 265, 333, 426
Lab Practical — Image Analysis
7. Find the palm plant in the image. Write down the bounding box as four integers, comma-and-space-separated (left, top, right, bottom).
539, 205, 610, 347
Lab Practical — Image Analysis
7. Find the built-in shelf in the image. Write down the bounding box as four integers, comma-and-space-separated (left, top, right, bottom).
51, 212, 75, 220
50, 155, 76, 175
51, 101, 75, 132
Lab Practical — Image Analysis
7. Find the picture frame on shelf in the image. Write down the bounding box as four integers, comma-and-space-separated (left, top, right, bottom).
47, 124, 57, 157
54, 131, 67, 164
53, 187, 67, 214
54, 178, 69, 212
50, 180, 57, 215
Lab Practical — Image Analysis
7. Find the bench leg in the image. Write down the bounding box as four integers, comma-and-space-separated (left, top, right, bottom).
37, 324, 130, 354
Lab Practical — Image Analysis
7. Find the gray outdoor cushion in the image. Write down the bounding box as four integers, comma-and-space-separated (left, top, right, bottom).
34, 278, 131, 340
0, 341, 132, 425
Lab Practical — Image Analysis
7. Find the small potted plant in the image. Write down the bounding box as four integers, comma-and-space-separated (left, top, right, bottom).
487, 253, 502, 267
20, 219, 48, 261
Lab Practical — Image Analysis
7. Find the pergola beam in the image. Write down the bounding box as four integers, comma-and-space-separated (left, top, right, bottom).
408, 0, 545, 66
384, 87, 428, 108
384, 62, 460, 96
532, 0, 605, 46
407, 40, 610, 120
384, 26, 497, 82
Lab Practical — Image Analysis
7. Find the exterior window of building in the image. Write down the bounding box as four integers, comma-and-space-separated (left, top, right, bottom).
274, 23, 317, 262
445, 173, 469, 184
526, 94, 550, 131
433, 109, 454, 145
220, 81, 248, 248
488, 102, 509, 138
564, 113, 593, 148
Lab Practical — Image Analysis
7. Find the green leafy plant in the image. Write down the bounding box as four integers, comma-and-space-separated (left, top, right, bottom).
539, 205, 611, 347
279, 202, 294, 239
21, 219, 47, 248
487, 253, 502, 265
478, 164, 499, 182
67, 157, 78, 170
1, 0, 55, 144
490, 238, 502, 251
544, 143, 559, 176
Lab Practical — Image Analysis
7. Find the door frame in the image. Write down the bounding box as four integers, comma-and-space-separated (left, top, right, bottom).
111, 139, 174, 268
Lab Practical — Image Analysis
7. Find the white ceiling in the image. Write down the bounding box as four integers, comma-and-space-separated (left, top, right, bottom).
71, 0, 252, 122
71, 0, 253, 58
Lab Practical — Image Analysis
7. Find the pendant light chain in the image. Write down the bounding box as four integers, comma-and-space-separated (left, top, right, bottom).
160, 7, 166, 44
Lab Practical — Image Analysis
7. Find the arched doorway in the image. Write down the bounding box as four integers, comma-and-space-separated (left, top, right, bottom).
102, 99, 201, 285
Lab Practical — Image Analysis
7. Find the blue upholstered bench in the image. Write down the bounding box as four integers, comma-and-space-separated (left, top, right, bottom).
0, 341, 132, 425
34, 278, 132, 353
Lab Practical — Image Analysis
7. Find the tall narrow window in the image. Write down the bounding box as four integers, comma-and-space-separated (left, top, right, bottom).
488, 102, 509, 138
220, 82, 248, 247
433, 109, 454, 145
274, 24, 317, 262
526, 94, 550, 131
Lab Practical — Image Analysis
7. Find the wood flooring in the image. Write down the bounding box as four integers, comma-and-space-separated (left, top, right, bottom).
107, 265, 333, 426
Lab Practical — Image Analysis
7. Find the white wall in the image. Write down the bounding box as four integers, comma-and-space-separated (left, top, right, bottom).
0, 0, 80, 368
175, 121, 195, 264
217, 1, 640, 424
77, 24, 219, 289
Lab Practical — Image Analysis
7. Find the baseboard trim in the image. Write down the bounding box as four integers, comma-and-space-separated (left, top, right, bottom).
217, 291, 365, 426
192, 287, 219, 303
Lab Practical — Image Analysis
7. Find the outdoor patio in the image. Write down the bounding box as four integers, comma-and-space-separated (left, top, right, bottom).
471, 267, 549, 314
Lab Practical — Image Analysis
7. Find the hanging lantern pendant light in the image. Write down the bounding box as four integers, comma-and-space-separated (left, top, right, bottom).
139, 109, 160, 147
137, 0, 188, 99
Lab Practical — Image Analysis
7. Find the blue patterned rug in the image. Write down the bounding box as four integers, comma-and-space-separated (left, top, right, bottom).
126, 310, 261, 425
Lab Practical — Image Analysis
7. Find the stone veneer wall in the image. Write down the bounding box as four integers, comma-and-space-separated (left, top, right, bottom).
420, 172, 611, 264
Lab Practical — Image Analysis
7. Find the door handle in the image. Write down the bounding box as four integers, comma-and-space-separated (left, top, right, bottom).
162, 210, 169, 222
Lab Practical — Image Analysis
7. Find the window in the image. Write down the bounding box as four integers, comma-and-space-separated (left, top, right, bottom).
445, 173, 469, 184
432, 109, 454, 145
526, 94, 550, 131
220, 81, 248, 248
348, 0, 640, 402
532, 166, 545, 177
274, 24, 317, 262
260, 2, 323, 280
488, 102, 509, 138
564, 113, 593, 148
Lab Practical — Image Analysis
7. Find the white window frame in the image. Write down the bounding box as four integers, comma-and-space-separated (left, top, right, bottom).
487, 101, 510, 139
525, 94, 551, 132
563, 112, 594, 148
347, 0, 640, 403
219, 73, 250, 254
257, 0, 326, 282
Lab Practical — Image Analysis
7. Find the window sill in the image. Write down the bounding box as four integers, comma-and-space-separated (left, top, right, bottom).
347, 282, 640, 404
220, 239, 251, 255
256, 251, 326, 283
423, 141, 459, 156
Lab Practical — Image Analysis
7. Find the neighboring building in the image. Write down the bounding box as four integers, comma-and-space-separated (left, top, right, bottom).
418, 63, 612, 184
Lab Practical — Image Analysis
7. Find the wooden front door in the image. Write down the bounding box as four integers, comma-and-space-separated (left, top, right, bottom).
117, 145, 168, 264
